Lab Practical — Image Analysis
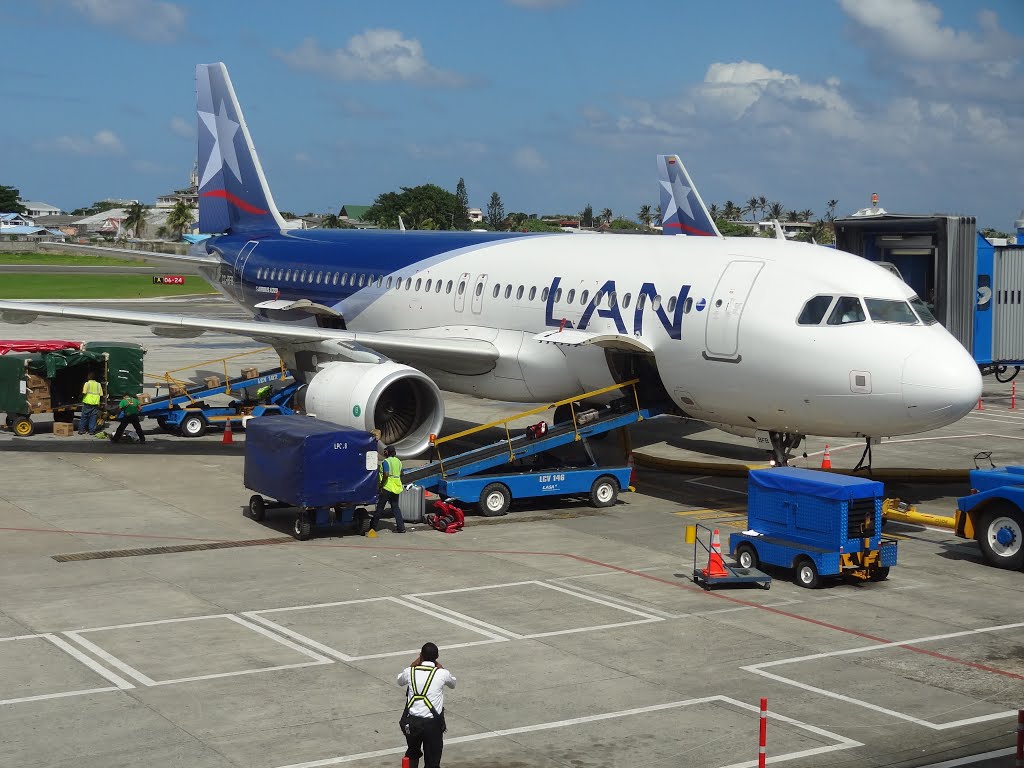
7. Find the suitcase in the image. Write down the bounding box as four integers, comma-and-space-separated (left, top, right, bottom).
398, 484, 426, 523
577, 408, 600, 425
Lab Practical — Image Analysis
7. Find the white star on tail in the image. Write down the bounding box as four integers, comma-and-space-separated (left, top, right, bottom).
661, 178, 695, 224
198, 100, 241, 189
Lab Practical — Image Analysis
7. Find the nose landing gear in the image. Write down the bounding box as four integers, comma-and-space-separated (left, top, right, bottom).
767, 431, 804, 467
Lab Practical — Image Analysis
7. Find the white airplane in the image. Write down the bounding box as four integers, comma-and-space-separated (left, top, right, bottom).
0, 63, 982, 464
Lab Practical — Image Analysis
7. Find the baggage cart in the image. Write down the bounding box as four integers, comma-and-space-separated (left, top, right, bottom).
243, 415, 378, 540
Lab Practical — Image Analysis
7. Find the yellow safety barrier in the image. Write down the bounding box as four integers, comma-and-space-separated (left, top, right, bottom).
430, 379, 642, 478
144, 348, 287, 407
882, 498, 956, 530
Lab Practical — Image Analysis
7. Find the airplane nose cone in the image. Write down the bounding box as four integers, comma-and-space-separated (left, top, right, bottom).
902, 343, 982, 429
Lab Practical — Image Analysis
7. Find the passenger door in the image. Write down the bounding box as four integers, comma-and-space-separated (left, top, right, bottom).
236, 241, 259, 284
704, 260, 764, 360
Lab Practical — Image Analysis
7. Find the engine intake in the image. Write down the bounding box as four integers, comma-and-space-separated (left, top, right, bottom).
302, 361, 444, 457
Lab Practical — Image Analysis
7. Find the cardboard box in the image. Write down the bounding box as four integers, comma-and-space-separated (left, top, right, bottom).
53, 422, 75, 437
139, 393, 152, 404
203, 375, 221, 389
241, 367, 259, 379
169, 384, 187, 397
26, 374, 48, 388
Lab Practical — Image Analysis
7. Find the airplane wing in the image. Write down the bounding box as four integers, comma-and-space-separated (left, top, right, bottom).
533, 328, 652, 353
42, 242, 219, 266
0, 301, 498, 374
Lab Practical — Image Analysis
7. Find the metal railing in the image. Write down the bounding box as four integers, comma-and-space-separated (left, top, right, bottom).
144, 348, 287, 407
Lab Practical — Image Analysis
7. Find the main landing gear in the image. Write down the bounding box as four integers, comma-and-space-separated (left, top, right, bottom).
768, 431, 804, 467
852, 437, 875, 474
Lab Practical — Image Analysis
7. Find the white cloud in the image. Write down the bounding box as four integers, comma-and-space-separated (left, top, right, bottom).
839, 0, 994, 61
169, 116, 193, 139
275, 30, 468, 87
47, 129, 125, 155
513, 147, 547, 172
68, 0, 186, 43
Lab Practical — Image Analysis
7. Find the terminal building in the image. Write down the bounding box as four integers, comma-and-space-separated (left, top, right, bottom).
834, 207, 1024, 380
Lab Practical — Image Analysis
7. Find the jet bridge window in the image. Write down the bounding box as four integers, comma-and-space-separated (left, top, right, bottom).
827, 296, 866, 325
911, 297, 937, 325
865, 298, 918, 324
798, 295, 833, 325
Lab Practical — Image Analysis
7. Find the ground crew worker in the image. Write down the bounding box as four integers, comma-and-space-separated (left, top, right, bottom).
367, 445, 406, 533
397, 642, 456, 768
78, 372, 104, 437
111, 392, 146, 444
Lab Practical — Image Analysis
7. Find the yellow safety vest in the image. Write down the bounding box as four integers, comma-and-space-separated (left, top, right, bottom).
379, 456, 403, 494
406, 665, 440, 717
82, 380, 103, 406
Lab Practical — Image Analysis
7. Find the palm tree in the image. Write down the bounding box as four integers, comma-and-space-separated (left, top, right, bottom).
654, 204, 662, 226
800, 208, 814, 222
637, 204, 652, 227
757, 195, 768, 220
321, 213, 341, 229
723, 200, 740, 220
165, 200, 195, 241
745, 196, 760, 221
708, 203, 720, 220
123, 202, 147, 239
826, 199, 839, 222
767, 201, 784, 220
155, 225, 169, 239
599, 208, 613, 226
785, 209, 801, 222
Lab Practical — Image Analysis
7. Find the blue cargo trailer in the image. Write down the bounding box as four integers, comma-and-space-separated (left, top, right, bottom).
730, 468, 897, 588
243, 415, 378, 539
954, 464, 1024, 570
437, 466, 633, 515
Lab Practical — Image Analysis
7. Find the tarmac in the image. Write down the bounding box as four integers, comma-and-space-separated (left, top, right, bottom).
0, 296, 1021, 767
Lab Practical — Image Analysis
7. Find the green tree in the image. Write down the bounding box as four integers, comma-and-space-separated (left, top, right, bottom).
800, 208, 814, 222
785, 209, 801, 222
715, 219, 760, 237
722, 200, 740, 220
71, 199, 122, 216
364, 184, 464, 230
745, 196, 760, 221
0, 185, 26, 214
486, 192, 505, 229
165, 200, 194, 240
505, 211, 529, 230
321, 213, 341, 228
454, 178, 470, 230
708, 203, 720, 219
599, 207, 613, 226
123, 202, 148, 239
580, 204, 594, 228
757, 195, 768, 220
637, 204, 652, 227
654, 204, 662, 225
609, 217, 644, 231
826, 199, 839, 222
767, 201, 784, 221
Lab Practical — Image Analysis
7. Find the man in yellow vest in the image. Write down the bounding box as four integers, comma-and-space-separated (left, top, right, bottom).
367, 445, 406, 534
397, 642, 456, 768
78, 372, 104, 437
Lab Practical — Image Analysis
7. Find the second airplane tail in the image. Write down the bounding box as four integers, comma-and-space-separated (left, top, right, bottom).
657, 155, 721, 237
196, 63, 287, 235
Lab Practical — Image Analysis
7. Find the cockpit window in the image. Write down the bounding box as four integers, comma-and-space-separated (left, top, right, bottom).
827, 296, 866, 325
865, 298, 918, 324
798, 295, 833, 325
910, 297, 938, 325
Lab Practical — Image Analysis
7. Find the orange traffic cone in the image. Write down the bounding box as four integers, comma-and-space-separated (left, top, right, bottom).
820, 444, 832, 469
701, 529, 730, 579
222, 419, 233, 445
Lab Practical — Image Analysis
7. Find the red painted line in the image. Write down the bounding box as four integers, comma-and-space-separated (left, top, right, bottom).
9, 525, 1021, 680
200, 189, 268, 215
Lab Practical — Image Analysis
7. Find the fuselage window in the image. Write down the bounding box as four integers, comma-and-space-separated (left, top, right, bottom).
828, 296, 866, 325
652, 295, 662, 311
493, 284, 501, 299
376, 276, 383, 287
580, 290, 589, 305
865, 298, 918, 324
622, 293, 631, 308
475, 282, 484, 297
285, 269, 292, 281
911, 297, 937, 325
332, 272, 339, 285
541, 287, 549, 301
349, 273, 357, 285
316, 271, 322, 284
608, 291, 616, 307
415, 278, 422, 291
516, 286, 524, 300
683, 297, 693, 313
385, 276, 392, 289
554, 288, 562, 302
504, 285, 512, 299
567, 289, 576, 304
341, 274, 349, 286
358, 274, 366, 287
797, 295, 833, 325
301, 270, 308, 282
529, 287, 537, 301
667, 296, 676, 313
405, 278, 412, 290
447, 280, 454, 294
425, 279, 432, 292
457, 281, 466, 295
369, 274, 376, 285
594, 290, 603, 306
435, 280, 442, 293
637, 294, 646, 310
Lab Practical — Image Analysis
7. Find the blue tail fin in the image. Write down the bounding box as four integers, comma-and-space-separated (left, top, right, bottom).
196, 63, 286, 234
657, 154, 721, 237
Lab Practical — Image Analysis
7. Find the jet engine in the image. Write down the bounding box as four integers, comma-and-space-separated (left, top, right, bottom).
301, 361, 445, 457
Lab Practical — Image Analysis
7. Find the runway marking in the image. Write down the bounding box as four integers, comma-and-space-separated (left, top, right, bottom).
63, 613, 332, 687
0, 633, 134, 706
272, 695, 861, 768
243, 596, 507, 662
742, 622, 1024, 729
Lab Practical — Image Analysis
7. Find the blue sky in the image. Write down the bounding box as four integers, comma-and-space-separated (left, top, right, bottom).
4, 0, 1023, 229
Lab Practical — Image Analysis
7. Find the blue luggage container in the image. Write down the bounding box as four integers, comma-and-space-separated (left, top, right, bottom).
243, 415, 378, 539
729, 467, 897, 588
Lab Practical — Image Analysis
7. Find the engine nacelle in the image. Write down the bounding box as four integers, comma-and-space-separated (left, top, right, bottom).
302, 362, 445, 457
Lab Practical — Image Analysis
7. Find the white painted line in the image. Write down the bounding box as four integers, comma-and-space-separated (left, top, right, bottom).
545, 580, 685, 619
914, 747, 1016, 768
686, 478, 748, 496
537, 581, 664, 620
64, 613, 335, 687
523, 617, 663, 638
408, 580, 539, 598
248, 597, 391, 615
0, 685, 121, 707
400, 596, 524, 640
386, 597, 510, 642
242, 613, 355, 662
272, 695, 860, 768
742, 621, 1024, 730
44, 634, 135, 689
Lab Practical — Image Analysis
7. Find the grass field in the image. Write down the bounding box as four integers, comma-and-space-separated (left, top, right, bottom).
0, 274, 216, 299
0, 251, 142, 266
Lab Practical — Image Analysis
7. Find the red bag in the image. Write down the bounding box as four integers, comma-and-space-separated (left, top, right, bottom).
428, 501, 465, 534
526, 420, 548, 439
